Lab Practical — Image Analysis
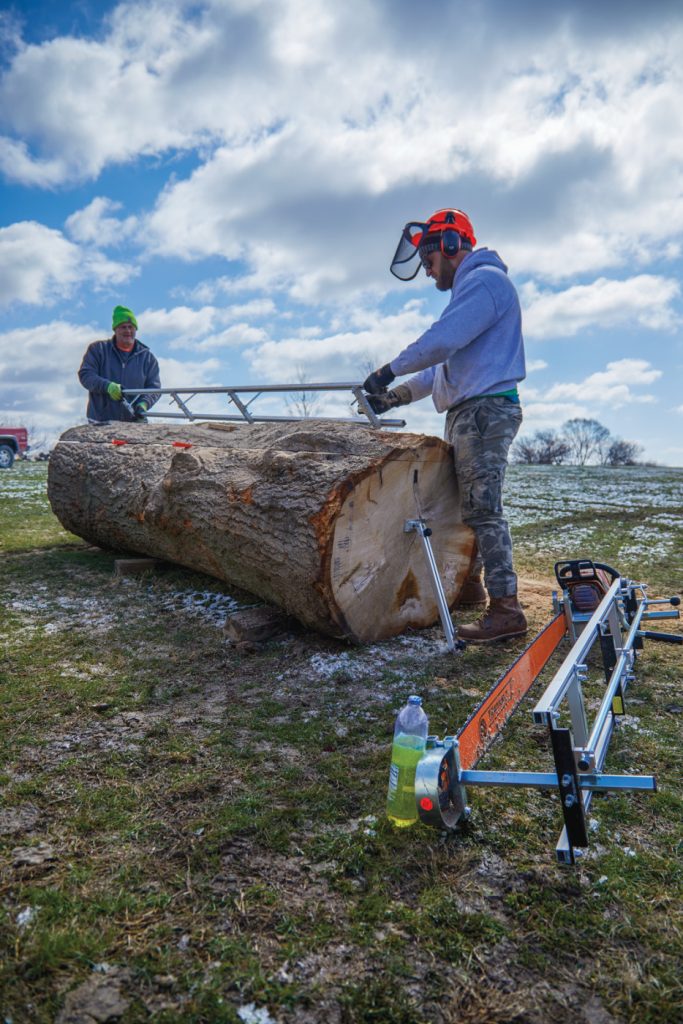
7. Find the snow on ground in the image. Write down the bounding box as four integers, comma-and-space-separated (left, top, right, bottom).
505, 465, 683, 526
0, 462, 49, 502
4, 462, 680, 678
150, 583, 244, 626
8, 580, 248, 637
9, 588, 117, 635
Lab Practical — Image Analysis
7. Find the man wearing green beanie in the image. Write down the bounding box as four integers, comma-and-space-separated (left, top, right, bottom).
78, 305, 161, 423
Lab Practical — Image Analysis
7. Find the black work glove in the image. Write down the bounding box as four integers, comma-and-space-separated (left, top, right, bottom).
363, 363, 395, 395
133, 401, 148, 422
364, 384, 412, 414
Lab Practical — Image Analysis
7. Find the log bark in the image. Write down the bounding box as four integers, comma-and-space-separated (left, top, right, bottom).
47, 421, 475, 642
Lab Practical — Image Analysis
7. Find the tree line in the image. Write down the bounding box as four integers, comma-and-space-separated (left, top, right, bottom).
512, 418, 643, 466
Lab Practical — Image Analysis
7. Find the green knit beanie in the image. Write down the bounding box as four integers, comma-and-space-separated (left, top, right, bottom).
112, 305, 138, 330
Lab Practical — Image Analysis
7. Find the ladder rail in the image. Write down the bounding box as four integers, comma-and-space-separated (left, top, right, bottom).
121, 382, 405, 429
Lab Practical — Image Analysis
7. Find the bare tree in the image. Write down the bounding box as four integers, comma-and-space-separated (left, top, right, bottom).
561, 418, 611, 465
358, 356, 378, 383
603, 438, 643, 466
284, 367, 320, 419
512, 430, 571, 465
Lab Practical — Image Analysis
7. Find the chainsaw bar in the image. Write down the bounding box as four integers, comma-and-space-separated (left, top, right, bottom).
416, 613, 567, 830
456, 612, 567, 770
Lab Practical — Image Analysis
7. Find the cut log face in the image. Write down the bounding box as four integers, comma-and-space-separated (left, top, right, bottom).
47, 421, 475, 642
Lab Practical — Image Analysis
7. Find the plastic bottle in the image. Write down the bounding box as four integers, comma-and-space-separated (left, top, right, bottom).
386, 695, 429, 827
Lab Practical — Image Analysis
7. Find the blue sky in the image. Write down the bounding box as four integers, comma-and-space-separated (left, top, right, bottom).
1, 0, 682, 463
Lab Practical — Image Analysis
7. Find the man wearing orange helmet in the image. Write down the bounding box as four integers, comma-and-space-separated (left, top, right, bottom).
363, 209, 526, 643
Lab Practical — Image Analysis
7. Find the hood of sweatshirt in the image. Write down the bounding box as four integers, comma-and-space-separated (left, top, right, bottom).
454, 248, 508, 284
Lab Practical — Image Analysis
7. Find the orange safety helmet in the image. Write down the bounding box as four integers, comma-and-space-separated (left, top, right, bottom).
390, 208, 477, 280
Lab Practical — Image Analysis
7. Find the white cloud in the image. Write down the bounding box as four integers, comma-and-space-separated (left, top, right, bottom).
0, 320, 96, 438
0, 223, 78, 305
522, 276, 680, 339
246, 302, 432, 381
140, 304, 223, 339
65, 197, 138, 246
526, 359, 548, 372
0, 137, 67, 187
0, 320, 95, 396
136, 303, 275, 352
1, 1, 681, 300
156, 355, 221, 388
192, 324, 269, 351
0, 15, 213, 183
0, 222, 133, 308
133, 7, 683, 297
518, 358, 662, 433
516, 400, 591, 430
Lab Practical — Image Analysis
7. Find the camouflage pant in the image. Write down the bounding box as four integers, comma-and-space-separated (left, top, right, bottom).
445, 396, 523, 598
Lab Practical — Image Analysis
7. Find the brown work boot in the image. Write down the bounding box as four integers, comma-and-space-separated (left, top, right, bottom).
458, 595, 528, 643
454, 572, 487, 608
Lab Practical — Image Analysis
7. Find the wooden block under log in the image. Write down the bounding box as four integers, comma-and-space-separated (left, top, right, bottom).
114, 557, 164, 577
46, 421, 476, 642
224, 606, 289, 643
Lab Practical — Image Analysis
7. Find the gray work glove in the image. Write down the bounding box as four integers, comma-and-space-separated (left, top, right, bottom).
363, 363, 395, 395
365, 384, 412, 414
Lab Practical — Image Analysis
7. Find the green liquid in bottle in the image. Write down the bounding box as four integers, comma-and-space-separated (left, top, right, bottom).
386, 732, 425, 827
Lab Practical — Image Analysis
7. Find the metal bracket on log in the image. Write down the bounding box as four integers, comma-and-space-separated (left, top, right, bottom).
415, 558, 680, 864
122, 382, 406, 430
405, 468, 466, 654
404, 518, 465, 654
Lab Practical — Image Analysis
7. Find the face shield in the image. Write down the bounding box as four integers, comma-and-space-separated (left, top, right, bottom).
390, 210, 477, 280
390, 222, 435, 280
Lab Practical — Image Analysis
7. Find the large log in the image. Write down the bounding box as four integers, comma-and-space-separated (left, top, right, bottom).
47, 421, 475, 642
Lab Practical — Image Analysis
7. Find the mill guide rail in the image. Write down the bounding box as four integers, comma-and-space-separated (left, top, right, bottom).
414, 559, 680, 863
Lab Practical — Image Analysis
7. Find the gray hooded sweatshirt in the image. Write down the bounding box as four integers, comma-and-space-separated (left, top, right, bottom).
390, 249, 526, 412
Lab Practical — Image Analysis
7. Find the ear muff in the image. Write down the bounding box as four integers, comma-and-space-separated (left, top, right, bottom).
441, 229, 461, 258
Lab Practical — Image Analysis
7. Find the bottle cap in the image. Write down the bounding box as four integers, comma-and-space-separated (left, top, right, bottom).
408, 695, 422, 705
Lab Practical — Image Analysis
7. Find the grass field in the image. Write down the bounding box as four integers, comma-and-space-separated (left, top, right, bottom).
1, 461, 682, 1023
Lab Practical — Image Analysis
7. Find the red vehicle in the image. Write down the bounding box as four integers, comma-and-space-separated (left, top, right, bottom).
0, 427, 28, 469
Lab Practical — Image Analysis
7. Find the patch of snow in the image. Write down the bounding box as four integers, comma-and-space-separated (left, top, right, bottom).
153, 586, 243, 627
363, 813, 378, 836
308, 652, 360, 679
237, 1004, 278, 1024
9, 593, 116, 635
16, 906, 38, 929
616, 715, 652, 735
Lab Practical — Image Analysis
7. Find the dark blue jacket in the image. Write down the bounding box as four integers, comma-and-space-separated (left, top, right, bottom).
78, 338, 161, 422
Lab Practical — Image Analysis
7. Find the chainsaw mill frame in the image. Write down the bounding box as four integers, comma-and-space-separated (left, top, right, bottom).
121, 383, 406, 430
415, 559, 681, 864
